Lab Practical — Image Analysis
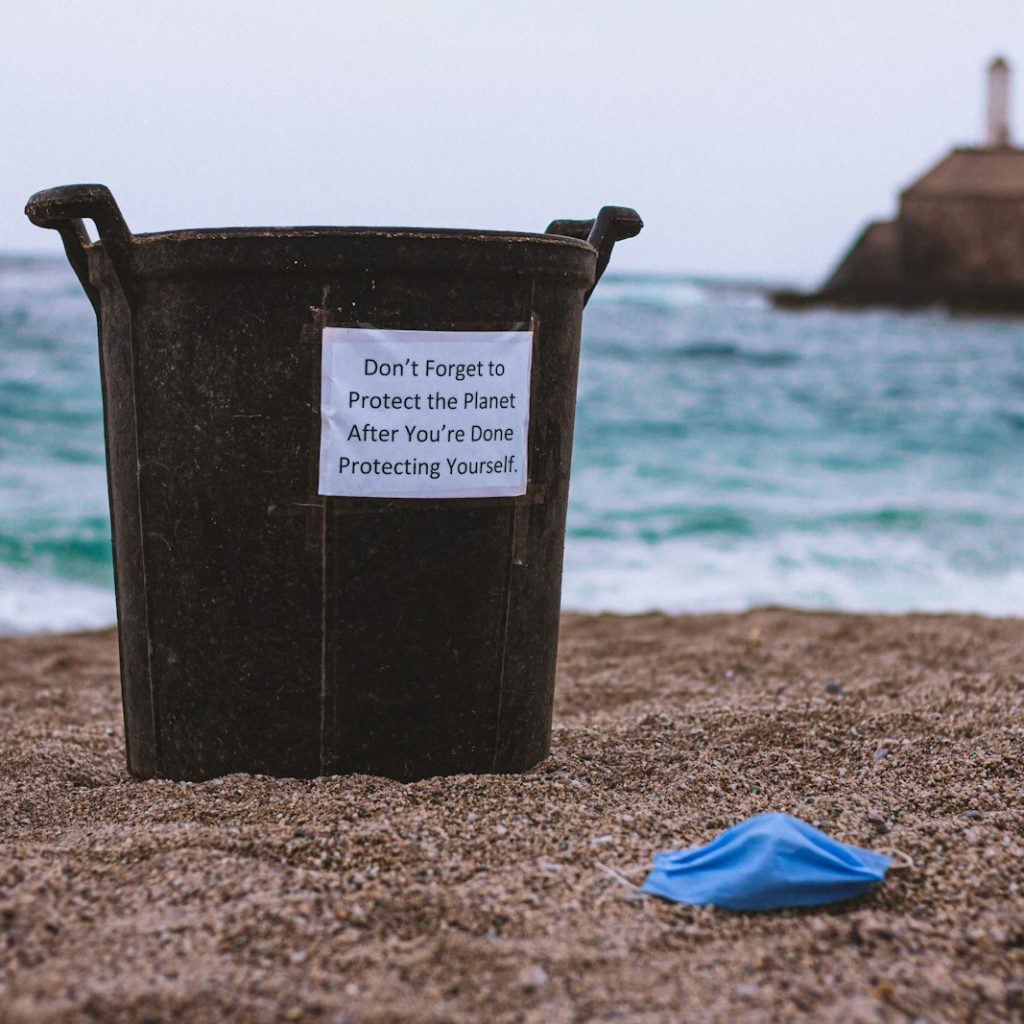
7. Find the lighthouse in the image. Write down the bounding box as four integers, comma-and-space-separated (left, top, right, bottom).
986, 56, 1011, 147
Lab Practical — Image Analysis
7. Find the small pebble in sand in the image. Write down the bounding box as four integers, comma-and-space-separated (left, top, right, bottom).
872, 746, 890, 762
866, 810, 889, 834
518, 965, 549, 990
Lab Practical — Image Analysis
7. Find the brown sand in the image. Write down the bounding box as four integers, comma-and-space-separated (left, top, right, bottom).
1, 609, 1022, 1023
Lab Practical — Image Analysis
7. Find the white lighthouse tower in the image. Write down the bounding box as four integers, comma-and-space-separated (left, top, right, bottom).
986, 56, 1012, 147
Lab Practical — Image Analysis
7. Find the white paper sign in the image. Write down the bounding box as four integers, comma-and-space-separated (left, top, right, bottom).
318, 326, 533, 498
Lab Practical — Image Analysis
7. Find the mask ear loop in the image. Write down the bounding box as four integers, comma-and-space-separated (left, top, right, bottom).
597, 862, 643, 890
878, 848, 915, 872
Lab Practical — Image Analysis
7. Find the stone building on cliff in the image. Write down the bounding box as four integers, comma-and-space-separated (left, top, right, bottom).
774, 58, 1024, 312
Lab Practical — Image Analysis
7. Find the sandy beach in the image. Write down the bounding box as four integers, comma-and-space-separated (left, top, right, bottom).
1, 609, 1022, 1022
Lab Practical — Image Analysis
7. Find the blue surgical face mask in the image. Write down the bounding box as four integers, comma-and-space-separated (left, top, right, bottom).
641, 812, 891, 911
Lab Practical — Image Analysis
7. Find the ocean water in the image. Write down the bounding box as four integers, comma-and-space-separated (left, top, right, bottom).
2, 256, 1023, 632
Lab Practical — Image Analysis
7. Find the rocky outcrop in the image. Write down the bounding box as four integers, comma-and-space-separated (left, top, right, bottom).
775, 145, 1024, 313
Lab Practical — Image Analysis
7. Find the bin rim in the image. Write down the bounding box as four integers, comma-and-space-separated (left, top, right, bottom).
128, 225, 595, 249
101, 224, 600, 285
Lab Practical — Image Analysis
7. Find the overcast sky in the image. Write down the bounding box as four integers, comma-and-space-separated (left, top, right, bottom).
2, 1, 1021, 282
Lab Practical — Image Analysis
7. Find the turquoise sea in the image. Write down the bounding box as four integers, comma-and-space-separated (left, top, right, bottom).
2, 256, 1024, 632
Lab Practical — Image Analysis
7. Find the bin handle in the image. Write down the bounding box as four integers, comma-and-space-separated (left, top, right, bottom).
25, 184, 134, 311
546, 206, 643, 303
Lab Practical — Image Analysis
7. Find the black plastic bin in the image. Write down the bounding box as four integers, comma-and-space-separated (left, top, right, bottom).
25, 184, 642, 781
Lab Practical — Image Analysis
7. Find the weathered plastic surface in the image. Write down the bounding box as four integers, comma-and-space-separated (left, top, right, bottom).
25, 184, 642, 781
